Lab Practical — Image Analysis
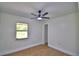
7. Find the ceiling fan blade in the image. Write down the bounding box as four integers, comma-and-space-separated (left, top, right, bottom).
42, 12, 48, 16
31, 13, 37, 16
42, 17, 50, 19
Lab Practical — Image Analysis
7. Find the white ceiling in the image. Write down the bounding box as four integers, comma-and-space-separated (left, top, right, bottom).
0, 2, 78, 19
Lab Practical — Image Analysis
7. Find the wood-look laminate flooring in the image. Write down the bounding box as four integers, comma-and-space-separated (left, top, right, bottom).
6, 44, 68, 56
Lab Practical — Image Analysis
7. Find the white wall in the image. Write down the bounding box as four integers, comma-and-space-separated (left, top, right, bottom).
78, 2, 79, 10
75, 12, 79, 55
0, 12, 43, 55
47, 13, 78, 55
78, 12, 79, 55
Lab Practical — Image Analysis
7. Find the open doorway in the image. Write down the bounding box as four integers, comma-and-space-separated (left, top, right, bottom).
44, 24, 48, 44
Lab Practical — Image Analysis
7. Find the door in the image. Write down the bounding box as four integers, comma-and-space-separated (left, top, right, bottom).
44, 24, 48, 44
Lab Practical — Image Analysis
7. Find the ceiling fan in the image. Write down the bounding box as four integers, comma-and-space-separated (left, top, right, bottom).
31, 9, 50, 21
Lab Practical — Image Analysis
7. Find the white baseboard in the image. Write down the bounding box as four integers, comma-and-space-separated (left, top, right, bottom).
48, 44, 77, 56
0, 42, 42, 56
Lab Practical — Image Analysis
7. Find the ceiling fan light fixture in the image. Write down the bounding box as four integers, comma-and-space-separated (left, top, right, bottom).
37, 17, 42, 20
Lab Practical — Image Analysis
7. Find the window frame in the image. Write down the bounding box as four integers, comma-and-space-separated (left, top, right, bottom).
16, 22, 29, 40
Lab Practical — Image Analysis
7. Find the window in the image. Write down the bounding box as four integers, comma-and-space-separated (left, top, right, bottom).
16, 23, 28, 39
